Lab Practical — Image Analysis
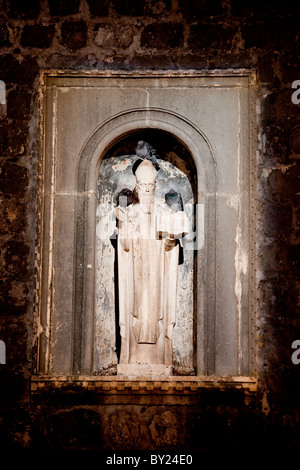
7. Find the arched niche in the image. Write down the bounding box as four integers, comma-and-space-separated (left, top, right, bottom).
95, 130, 195, 375
73, 109, 216, 376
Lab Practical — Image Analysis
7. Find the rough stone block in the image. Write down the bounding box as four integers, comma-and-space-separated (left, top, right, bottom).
94, 23, 134, 49
230, 0, 254, 17
0, 280, 28, 316
131, 53, 173, 69
60, 21, 88, 50
0, 240, 29, 313
176, 54, 209, 70
0, 121, 28, 158
0, 24, 12, 47
180, 0, 224, 17
188, 409, 227, 449
0, 200, 26, 235
188, 23, 236, 51
263, 125, 287, 161
21, 24, 55, 49
0, 162, 28, 198
6, 87, 32, 120
256, 52, 281, 85
8, 0, 40, 18
48, 0, 80, 16
276, 53, 300, 84
150, 411, 179, 447
207, 52, 254, 70
46, 409, 102, 450
113, 0, 145, 16
145, 0, 172, 16
251, 0, 296, 16
264, 201, 294, 240
264, 166, 300, 203
287, 245, 300, 276
262, 89, 299, 125
87, 0, 110, 17
0, 55, 38, 86
232, 0, 295, 18
105, 410, 141, 449
289, 125, 300, 160
141, 22, 183, 49
242, 18, 298, 51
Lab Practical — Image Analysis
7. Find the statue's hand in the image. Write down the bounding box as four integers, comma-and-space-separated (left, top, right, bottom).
165, 236, 176, 251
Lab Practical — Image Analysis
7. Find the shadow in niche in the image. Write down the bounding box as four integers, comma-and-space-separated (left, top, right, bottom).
110, 235, 121, 364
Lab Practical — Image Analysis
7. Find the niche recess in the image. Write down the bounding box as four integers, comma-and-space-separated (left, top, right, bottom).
94, 130, 197, 375
35, 70, 256, 381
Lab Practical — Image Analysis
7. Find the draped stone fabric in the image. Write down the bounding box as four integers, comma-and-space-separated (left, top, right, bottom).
116, 160, 188, 368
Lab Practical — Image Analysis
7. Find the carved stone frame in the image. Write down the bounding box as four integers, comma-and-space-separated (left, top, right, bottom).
34, 70, 257, 391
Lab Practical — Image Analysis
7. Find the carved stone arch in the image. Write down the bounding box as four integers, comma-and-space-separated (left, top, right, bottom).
74, 108, 217, 375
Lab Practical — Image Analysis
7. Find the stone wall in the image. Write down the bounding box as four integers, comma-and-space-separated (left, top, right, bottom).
0, 0, 299, 452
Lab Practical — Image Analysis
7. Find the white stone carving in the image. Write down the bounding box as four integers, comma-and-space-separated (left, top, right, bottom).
116, 159, 189, 376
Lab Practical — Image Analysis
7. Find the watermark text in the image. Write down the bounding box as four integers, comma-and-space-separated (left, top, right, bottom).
291, 80, 300, 105
0, 340, 6, 364
291, 340, 300, 365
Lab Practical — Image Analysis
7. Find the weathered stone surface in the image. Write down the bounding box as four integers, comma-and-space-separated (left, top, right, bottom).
263, 125, 287, 162
113, 0, 146, 16
48, 0, 80, 17
256, 52, 281, 85
105, 411, 141, 449
0, 162, 28, 198
0, 121, 28, 158
0, 55, 38, 86
188, 408, 228, 449
87, 0, 110, 17
266, 202, 294, 241
150, 411, 179, 447
180, 0, 224, 17
21, 24, 55, 49
188, 23, 236, 51
242, 18, 298, 51
8, 0, 40, 19
94, 23, 134, 49
0, 279, 28, 317
261, 89, 299, 125
145, 0, 172, 16
230, 0, 253, 17
0, 201, 26, 234
232, 0, 296, 17
1, 239, 29, 278
130, 53, 173, 69
45, 409, 102, 450
0, 24, 12, 47
289, 125, 300, 160
275, 53, 300, 84
60, 21, 88, 50
141, 22, 184, 48
6, 88, 32, 121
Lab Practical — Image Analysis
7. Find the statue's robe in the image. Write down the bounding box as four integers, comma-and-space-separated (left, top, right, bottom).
117, 202, 188, 365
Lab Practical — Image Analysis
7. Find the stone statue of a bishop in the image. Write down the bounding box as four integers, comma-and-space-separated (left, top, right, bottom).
116, 158, 189, 376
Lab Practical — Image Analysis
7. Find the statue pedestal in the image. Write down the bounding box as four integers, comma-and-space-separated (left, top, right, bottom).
117, 363, 172, 378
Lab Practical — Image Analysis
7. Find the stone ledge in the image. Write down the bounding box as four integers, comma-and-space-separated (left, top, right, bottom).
42, 68, 255, 78
31, 375, 257, 394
